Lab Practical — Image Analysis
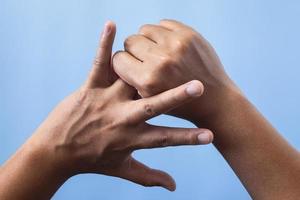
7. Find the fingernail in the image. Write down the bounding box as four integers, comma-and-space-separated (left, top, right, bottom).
185, 81, 203, 97
197, 131, 213, 144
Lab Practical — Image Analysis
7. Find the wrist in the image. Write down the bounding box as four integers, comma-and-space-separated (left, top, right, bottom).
25, 131, 74, 180
189, 84, 246, 125
0, 133, 71, 200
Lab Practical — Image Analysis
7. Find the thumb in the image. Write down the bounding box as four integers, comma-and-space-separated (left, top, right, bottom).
85, 21, 116, 88
120, 157, 176, 191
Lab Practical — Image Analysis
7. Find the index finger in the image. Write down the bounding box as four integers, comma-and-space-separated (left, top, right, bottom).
128, 80, 204, 123
85, 21, 116, 88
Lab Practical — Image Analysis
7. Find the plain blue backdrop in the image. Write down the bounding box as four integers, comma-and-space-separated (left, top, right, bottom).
1, 0, 300, 199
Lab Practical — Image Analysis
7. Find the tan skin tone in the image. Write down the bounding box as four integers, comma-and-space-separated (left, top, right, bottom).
113, 19, 300, 200
0, 21, 214, 200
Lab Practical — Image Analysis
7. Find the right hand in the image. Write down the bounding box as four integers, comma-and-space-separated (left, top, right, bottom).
113, 19, 242, 121
28, 21, 213, 191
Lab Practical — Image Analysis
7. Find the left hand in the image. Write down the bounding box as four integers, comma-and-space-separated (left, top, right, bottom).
3, 21, 213, 195
0, 21, 214, 200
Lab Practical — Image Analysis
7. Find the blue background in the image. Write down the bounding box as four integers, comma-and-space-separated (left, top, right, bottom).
1, 0, 300, 199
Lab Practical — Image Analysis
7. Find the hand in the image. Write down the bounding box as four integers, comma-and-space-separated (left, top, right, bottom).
29, 21, 213, 191
112, 19, 241, 121
111, 20, 300, 200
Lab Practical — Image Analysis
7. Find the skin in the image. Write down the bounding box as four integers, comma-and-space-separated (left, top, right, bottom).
0, 21, 214, 200
113, 19, 300, 200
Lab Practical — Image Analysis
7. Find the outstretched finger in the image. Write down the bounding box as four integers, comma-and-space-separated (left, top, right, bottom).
85, 21, 116, 88
129, 80, 204, 122
133, 125, 213, 149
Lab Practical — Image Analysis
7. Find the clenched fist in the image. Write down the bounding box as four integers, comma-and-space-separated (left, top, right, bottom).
113, 19, 240, 121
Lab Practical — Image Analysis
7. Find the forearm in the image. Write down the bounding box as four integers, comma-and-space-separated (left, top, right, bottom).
110, 18, 300, 198
0, 134, 69, 200
193, 88, 300, 199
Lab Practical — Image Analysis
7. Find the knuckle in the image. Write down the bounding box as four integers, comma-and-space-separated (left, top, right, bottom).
124, 35, 137, 49
93, 57, 106, 66
186, 129, 198, 145
172, 31, 197, 53
156, 54, 175, 71
167, 94, 181, 106
173, 37, 189, 54
143, 103, 157, 117
189, 31, 198, 41
139, 24, 152, 34
157, 132, 169, 147
180, 28, 197, 38
183, 30, 197, 40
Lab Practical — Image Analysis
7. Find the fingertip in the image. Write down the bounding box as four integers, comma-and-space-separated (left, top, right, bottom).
185, 80, 204, 97
197, 129, 214, 144
164, 184, 176, 192
167, 181, 177, 192
107, 20, 116, 30
150, 169, 176, 191
105, 20, 116, 27
161, 172, 176, 192
102, 20, 116, 38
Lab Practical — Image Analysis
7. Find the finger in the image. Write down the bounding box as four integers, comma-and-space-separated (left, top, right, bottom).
112, 51, 144, 87
121, 157, 176, 191
85, 21, 116, 88
124, 34, 156, 61
139, 24, 172, 44
110, 78, 137, 99
129, 80, 204, 122
134, 125, 213, 149
159, 19, 190, 31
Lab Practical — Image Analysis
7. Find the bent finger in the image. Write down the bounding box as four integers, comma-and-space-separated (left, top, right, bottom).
120, 157, 176, 191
